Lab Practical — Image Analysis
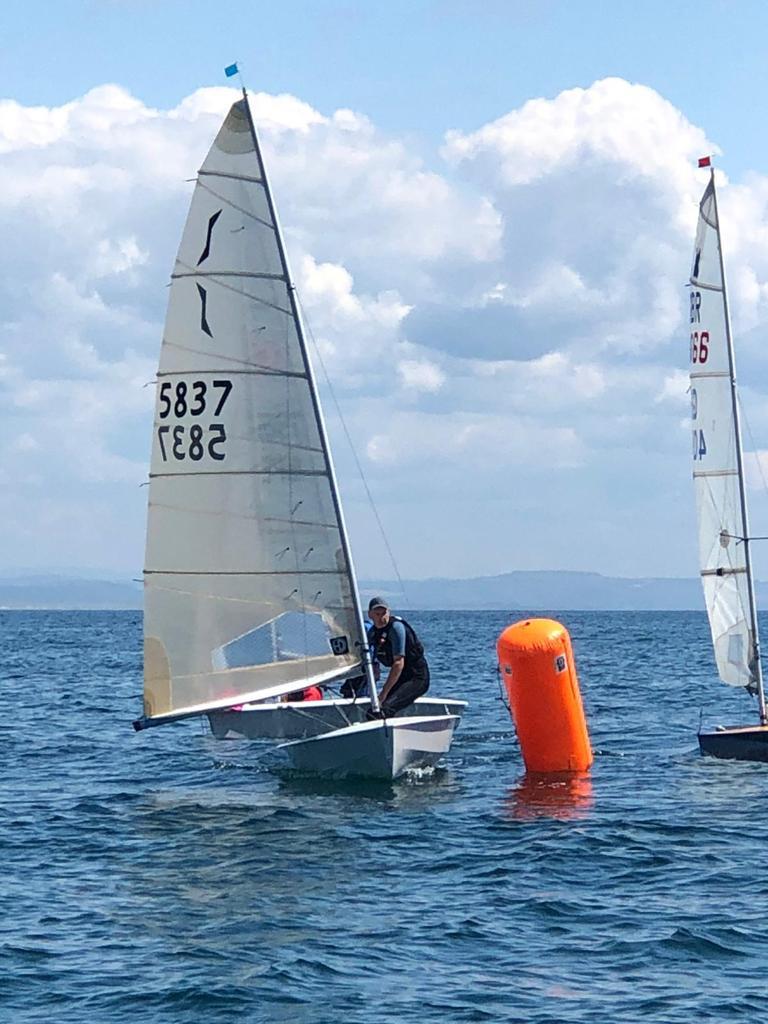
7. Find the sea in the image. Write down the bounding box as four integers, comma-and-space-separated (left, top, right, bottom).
3, 609, 768, 1024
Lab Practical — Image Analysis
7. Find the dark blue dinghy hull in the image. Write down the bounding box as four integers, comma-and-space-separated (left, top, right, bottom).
699, 725, 768, 762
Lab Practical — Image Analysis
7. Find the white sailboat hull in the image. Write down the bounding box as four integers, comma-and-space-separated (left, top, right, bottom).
278, 714, 460, 780
207, 697, 467, 741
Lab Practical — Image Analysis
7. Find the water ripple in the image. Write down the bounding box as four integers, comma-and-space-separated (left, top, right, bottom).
4, 609, 768, 1023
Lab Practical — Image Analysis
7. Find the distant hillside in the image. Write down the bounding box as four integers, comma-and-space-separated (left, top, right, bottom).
359, 570, 712, 611
3, 569, 764, 611
0, 575, 142, 610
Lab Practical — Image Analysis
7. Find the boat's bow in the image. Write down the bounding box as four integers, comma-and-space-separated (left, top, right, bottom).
278, 714, 460, 780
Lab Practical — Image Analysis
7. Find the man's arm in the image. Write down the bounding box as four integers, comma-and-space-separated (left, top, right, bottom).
379, 656, 404, 701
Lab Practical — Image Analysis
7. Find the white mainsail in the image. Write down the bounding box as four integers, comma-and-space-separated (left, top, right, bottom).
141, 98, 366, 723
689, 174, 759, 690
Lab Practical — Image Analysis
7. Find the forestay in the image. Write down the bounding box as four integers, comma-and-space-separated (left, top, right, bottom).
689, 177, 756, 689
142, 99, 365, 722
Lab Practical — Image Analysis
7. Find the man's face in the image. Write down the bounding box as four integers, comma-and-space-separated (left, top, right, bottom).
370, 606, 390, 627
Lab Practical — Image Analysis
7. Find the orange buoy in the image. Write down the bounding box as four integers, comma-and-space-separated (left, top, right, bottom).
496, 618, 592, 773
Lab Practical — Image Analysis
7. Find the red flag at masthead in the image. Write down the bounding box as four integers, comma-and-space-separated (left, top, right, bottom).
698, 156, 712, 168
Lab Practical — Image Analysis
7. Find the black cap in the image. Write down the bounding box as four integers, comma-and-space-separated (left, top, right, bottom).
367, 596, 388, 611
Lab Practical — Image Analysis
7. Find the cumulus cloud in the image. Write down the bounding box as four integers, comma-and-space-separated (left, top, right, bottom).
0, 83, 500, 571
366, 412, 583, 468
397, 359, 445, 393
3, 77, 768, 577
412, 78, 716, 366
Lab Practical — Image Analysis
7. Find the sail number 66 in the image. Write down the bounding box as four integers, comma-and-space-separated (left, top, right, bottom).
690, 331, 709, 364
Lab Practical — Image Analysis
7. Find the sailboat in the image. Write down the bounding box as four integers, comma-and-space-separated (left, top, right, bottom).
690, 158, 768, 761
132, 90, 463, 779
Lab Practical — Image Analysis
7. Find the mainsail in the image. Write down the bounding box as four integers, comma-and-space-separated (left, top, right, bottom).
141, 98, 366, 723
689, 174, 760, 690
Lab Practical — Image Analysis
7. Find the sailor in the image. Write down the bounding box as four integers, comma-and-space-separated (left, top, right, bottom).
366, 597, 430, 718
282, 685, 323, 702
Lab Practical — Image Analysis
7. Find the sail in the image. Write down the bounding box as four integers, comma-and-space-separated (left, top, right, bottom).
689, 178, 756, 688
142, 99, 364, 723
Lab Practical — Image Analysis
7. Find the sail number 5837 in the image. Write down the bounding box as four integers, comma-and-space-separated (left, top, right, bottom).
158, 423, 226, 462
690, 331, 709, 364
156, 378, 233, 463
158, 379, 232, 418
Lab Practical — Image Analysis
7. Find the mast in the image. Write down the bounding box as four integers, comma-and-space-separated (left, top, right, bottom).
240, 89, 380, 712
709, 167, 767, 723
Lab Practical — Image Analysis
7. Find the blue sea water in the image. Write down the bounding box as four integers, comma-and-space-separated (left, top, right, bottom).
3, 609, 768, 1024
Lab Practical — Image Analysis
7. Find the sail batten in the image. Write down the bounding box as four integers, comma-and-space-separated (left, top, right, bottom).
145, 569, 354, 577
171, 271, 288, 281
701, 567, 748, 577
156, 369, 311, 380
150, 469, 331, 479
198, 170, 265, 185
689, 171, 763, 698
142, 97, 368, 723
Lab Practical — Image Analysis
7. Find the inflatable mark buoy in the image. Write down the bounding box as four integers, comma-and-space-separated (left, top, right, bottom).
497, 618, 592, 773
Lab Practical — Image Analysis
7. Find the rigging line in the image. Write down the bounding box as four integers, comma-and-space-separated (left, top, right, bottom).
284, 703, 354, 733
295, 291, 410, 609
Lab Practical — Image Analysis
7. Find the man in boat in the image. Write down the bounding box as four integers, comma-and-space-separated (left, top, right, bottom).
366, 597, 430, 718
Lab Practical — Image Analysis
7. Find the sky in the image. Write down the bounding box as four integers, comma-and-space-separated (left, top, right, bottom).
3, 0, 768, 582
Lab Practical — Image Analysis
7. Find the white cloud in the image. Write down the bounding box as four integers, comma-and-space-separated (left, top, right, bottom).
397, 359, 446, 393
3, 77, 768, 578
366, 411, 584, 469
657, 369, 689, 405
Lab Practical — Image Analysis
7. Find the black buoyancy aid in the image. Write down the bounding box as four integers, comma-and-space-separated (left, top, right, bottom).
369, 615, 427, 677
